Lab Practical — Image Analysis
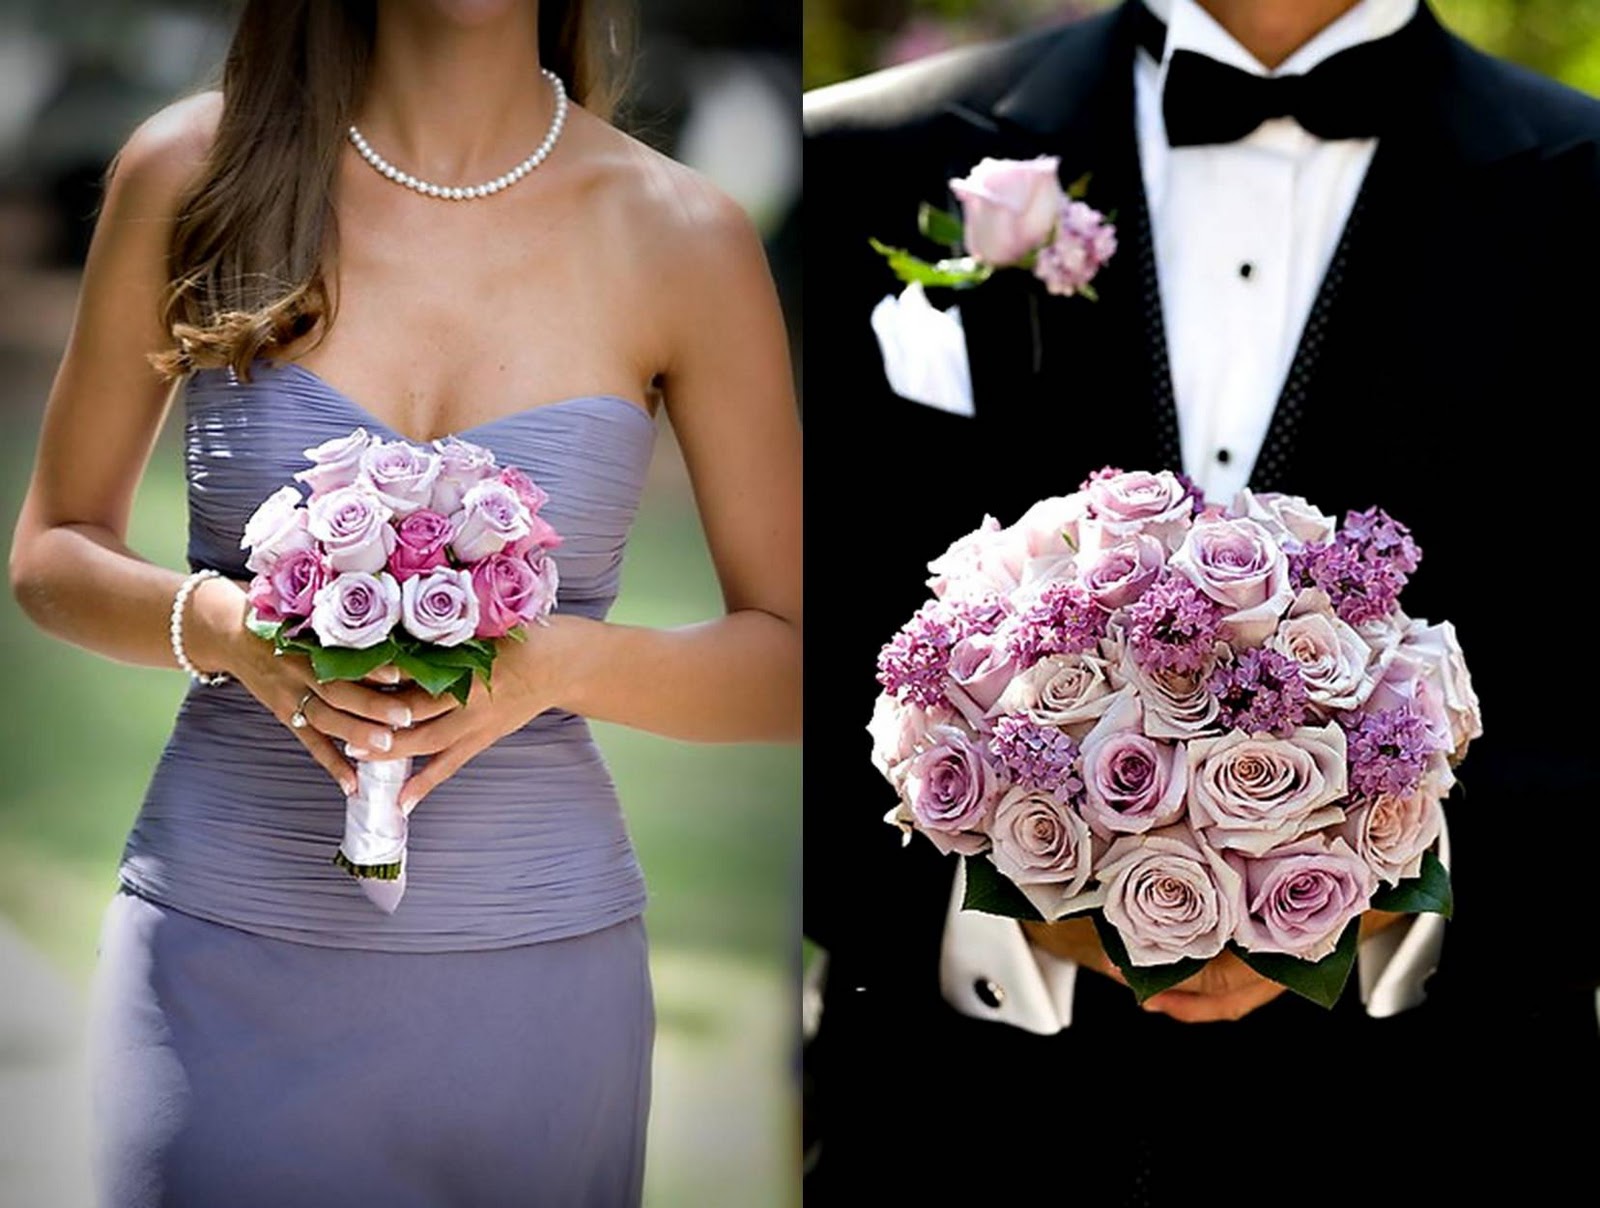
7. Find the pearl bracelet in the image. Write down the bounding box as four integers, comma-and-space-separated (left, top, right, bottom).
170, 568, 232, 686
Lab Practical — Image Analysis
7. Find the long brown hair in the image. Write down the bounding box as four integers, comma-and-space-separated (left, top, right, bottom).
143, 0, 634, 384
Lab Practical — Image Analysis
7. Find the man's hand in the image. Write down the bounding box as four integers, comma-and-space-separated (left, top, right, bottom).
1021, 909, 1406, 1023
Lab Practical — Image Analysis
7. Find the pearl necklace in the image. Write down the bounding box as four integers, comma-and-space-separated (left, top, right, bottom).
347, 66, 568, 200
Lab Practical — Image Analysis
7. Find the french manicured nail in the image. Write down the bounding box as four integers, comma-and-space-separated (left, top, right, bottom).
371, 729, 392, 752
399, 796, 417, 816
345, 745, 369, 759
389, 706, 412, 728
341, 778, 357, 796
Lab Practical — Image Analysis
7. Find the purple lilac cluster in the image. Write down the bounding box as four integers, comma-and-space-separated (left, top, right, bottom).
1124, 573, 1224, 676
1208, 648, 1311, 738
1003, 582, 1108, 667
1290, 507, 1422, 625
1342, 706, 1435, 803
876, 594, 1007, 709
1032, 199, 1119, 298
989, 715, 1083, 798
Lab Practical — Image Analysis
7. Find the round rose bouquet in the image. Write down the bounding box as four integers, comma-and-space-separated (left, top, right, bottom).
869, 469, 1480, 1005
241, 428, 561, 911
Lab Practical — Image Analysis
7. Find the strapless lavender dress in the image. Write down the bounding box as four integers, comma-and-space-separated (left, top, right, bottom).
86, 358, 658, 1207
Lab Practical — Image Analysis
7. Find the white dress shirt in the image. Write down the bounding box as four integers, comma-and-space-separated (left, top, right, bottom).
937, 0, 1447, 1033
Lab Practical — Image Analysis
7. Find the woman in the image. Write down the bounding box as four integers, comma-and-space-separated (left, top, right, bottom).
7, 0, 801, 1203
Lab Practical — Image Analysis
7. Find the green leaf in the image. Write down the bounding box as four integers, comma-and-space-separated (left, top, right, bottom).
1369, 850, 1453, 918
917, 202, 966, 250
245, 616, 282, 643
869, 238, 994, 289
1078, 282, 1100, 303
392, 648, 472, 697
444, 671, 474, 706
1233, 918, 1361, 1009
1092, 912, 1209, 1003
961, 856, 1044, 922
1066, 171, 1093, 199
308, 640, 397, 683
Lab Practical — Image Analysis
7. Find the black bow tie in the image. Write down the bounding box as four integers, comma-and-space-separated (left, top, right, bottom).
1135, 4, 1422, 148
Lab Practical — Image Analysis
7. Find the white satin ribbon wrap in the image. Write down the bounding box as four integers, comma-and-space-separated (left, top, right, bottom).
341, 755, 411, 914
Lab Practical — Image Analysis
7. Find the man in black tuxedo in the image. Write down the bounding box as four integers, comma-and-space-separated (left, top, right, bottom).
804, 0, 1600, 1199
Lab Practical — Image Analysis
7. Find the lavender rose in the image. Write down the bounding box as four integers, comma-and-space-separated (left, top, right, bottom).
1230, 835, 1378, 961
1186, 724, 1348, 855
1340, 777, 1445, 887
1115, 643, 1223, 740
294, 428, 374, 496
1169, 515, 1293, 645
945, 632, 1019, 722
926, 515, 1026, 601
246, 546, 325, 626
1228, 489, 1335, 546
449, 479, 533, 563
1080, 470, 1194, 555
400, 566, 480, 646
471, 551, 559, 639
867, 693, 954, 784
1081, 534, 1164, 609
987, 787, 1096, 920
1268, 589, 1378, 711
310, 570, 401, 649
989, 652, 1126, 732
895, 725, 1000, 855
1077, 698, 1188, 839
307, 484, 397, 574
429, 436, 498, 514
387, 509, 454, 581
241, 484, 313, 574
1097, 826, 1242, 966
357, 438, 442, 517
948, 156, 1062, 265
1396, 620, 1482, 755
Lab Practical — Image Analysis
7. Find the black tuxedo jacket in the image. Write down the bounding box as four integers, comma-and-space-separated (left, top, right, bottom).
804, 2, 1600, 1198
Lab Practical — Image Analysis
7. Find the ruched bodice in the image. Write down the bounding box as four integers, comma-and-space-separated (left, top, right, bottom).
116, 357, 657, 950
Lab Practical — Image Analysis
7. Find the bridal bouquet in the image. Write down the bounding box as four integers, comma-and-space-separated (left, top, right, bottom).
241, 427, 561, 913
869, 470, 1480, 1005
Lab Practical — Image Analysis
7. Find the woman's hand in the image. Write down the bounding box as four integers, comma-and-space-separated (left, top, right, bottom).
363, 614, 576, 813
190, 576, 459, 796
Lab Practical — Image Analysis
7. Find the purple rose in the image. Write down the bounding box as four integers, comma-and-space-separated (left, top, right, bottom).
1229, 835, 1378, 962
240, 485, 313, 574
246, 546, 325, 625
987, 787, 1096, 920
1169, 515, 1293, 645
293, 428, 374, 497
896, 725, 1000, 856
1395, 620, 1482, 756
387, 509, 454, 582
867, 693, 954, 784
470, 551, 559, 639
1097, 826, 1242, 966
1186, 724, 1348, 856
1077, 698, 1188, 839
307, 484, 397, 574
310, 570, 401, 649
399, 567, 480, 646
1228, 489, 1335, 547
945, 632, 1020, 722
1081, 534, 1165, 609
449, 480, 532, 564
1080, 470, 1194, 554
428, 436, 499, 514
1268, 589, 1378, 711
357, 438, 442, 517
948, 156, 1062, 265
989, 652, 1126, 732
1114, 644, 1223, 740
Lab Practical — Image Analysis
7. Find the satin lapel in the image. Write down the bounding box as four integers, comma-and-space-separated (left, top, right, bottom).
941, 2, 1177, 485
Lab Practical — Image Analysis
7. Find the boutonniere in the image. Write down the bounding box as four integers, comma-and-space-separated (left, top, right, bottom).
872, 156, 1118, 300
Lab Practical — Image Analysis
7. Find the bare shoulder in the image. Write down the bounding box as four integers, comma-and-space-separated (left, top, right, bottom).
107, 88, 223, 211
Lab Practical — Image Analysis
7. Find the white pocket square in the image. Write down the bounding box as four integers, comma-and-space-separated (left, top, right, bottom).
870, 282, 975, 418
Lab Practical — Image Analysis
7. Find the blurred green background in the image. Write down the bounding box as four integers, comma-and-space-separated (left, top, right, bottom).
804, 0, 1600, 91
0, 2, 799, 1205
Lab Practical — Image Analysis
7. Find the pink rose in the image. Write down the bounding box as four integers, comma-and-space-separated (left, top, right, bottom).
310, 570, 400, 649
499, 467, 563, 555
1340, 778, 1445, 887
240, 485, 313, 574
1396, 620, 1482, 756
246, 546, 325, 625
948, 156, 1062, 265
1365, 649, 1454, 756
293, 428, 374, 497
1112, 641, 1223, 740
1186, 724, 1348, 856
1078, 697, 1188, 839
895, 725, 1000, 856
1080, 470, 1194, 555
1169, 515, 1293, 645
449, 480, 532, 564
945, 632, 1020, 724
926, 516, 1026, 601
399, 567, 480, 646
428, 436, 499, 514
1097, 826, 1242, 966
1227, 489, 1335, 546
1080, 534, 1165, 609
307, 484, 397, 574
1230, 835, 1378, 961
1269, 589, 1377, 711
986, 787, 1096, 920
357, 438, 442, 517
387, 509, 454, 582
989, 652, 1126, 733
471, 551, 560, 639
